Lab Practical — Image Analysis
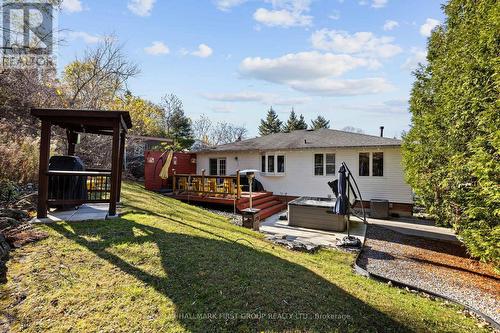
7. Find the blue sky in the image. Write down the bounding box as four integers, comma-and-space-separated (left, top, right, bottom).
57, 0, 444, 138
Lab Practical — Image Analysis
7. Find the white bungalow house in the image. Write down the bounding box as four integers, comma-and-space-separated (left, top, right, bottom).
194, 128, 414, 216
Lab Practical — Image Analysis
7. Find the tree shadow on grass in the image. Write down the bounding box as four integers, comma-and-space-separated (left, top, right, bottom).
49, 218, 412, 333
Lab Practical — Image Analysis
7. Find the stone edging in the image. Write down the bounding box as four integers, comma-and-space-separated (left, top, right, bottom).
353, 226, 500, 331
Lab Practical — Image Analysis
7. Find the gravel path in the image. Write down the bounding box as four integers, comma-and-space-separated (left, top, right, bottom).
204, 208, 242, 226
358, 225, 500, 326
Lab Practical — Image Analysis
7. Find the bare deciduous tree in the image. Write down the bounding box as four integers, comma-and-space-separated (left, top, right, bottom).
161, 93, 183, 135
341, 126, 365, 134
192, 114, 212, 144
62, 36, 139, 109
193, 115, 248, 147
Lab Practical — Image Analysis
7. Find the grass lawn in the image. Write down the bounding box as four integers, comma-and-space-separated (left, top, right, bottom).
0, 182, 489, 332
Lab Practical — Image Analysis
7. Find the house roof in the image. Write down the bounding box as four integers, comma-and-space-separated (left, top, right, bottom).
195, 128, 401, 153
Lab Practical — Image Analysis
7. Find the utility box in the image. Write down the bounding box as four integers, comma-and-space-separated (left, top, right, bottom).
370, 199, 389, 219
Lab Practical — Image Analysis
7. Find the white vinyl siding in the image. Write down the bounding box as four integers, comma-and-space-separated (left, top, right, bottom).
197, 147, 413, 204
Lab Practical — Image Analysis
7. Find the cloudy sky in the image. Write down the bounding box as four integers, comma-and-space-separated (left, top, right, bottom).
58, 0, 444, 138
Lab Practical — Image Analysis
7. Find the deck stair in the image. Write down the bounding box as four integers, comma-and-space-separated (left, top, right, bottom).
237, 193, 287, 220
172, 190, 287, 221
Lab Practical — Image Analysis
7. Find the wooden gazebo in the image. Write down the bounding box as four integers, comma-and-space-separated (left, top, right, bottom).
31, 108, 132, 218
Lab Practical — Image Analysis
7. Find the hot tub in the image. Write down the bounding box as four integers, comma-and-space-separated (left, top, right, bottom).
288, 197, 346, 232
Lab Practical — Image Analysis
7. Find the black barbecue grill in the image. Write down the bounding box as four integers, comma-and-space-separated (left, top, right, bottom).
48, 156, 88, 208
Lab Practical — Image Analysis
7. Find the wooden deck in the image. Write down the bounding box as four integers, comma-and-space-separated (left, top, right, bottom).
172, 191, 287, 220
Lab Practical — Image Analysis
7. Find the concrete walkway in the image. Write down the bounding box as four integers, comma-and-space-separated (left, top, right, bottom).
366, 217, 458, 243
260, 214, 366, 248
31, 203, 111, 223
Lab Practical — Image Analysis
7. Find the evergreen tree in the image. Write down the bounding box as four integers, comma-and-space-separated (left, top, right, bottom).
402, 0, 499, 266
169, 108, 194, 150
283, 108, 308, 132
297, 114, 308, 130
310, 116, 330, 130
162, 93, 194, 150
258, 107, 283, 136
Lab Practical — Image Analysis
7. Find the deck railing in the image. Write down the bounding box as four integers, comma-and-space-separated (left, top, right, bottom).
47, 170, 112, 206
173, 169, 241, 199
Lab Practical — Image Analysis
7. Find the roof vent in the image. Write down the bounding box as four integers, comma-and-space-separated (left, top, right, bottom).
380, 126, 385, 137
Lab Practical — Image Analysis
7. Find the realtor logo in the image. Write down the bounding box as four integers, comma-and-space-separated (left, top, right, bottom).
1, 0, 57, 69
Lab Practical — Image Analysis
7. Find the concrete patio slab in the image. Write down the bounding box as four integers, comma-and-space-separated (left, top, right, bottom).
260, 213, 366, 248
31, 203, 110, 224
366, 217, 458, 243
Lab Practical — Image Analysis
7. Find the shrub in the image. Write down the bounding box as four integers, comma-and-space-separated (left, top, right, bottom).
0, 179, 20, 203
0, 123, 40, 184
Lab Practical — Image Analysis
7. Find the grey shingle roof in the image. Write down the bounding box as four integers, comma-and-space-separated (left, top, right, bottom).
196, 128, 401, 153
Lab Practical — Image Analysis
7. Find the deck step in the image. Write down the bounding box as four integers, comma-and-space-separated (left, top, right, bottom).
253, 200, 283, 211
238, 194, 278, 210
238, 192, 273, 203
257, 202, 287, 220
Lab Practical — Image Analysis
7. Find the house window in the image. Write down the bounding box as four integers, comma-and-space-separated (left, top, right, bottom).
219, 158, 226, 176
267, 155, 275, 173
262, 153, 286, 175
314, 154, 324, 176
372, 152, 384, 177
359, 153, 370, 176
277, 155, 285, 173
325, 154, 336, 176
209, 158, 226, 175
209, 158, 218, 176
314, 153, 336, 176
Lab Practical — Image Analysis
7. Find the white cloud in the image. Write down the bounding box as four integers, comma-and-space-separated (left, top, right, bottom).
211, 105, 234, 114
401, 47, 427, 70
240, 51, 380, 82
128, 0, 156, 17
286, 78, 393, 96
239, 51, 391, 96
311, 29, 402, 58
339, 99, 408, 115
253, 8, 312, 27
215, 0, 313, 27
383, 20, 399, 31
144, 41, 170, 55
192, 44, 213, 58
253, 0, 313, 28
214, 0, 248, 11
202, 91, 311, 105
420, 18, 440, 37
61, 0, 83, 13
329, 10, 340, 20
371, 0, 387, 8
65, 31, 102, 44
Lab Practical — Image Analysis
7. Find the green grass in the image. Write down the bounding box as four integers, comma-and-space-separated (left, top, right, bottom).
0, 182, 489, 332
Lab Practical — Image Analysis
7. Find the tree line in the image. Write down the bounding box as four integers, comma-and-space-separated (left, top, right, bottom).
258, 107, 331, 136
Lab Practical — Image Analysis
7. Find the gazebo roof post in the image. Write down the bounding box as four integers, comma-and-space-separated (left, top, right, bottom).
37, 121, 51, 218
109, 121, 121, 217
